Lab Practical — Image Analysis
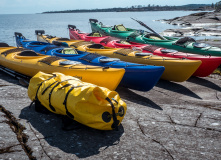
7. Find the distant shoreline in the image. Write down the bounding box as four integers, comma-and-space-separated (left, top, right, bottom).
42, 10, 210, 14
42, 4, 212, 14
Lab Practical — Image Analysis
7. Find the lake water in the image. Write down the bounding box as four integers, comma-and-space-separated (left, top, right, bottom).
0, 11, 200, 46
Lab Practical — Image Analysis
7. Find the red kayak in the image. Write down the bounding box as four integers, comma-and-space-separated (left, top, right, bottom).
68, 25, 221, 77
68, 25, 109, 43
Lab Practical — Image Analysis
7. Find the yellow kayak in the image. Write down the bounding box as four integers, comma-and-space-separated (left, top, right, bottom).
0, 45, 125, 90
37, 34, 202, 82
28, 71, 127, 130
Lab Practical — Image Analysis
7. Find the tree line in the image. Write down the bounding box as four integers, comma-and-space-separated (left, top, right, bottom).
43, 4, 212, 14
213, 1, 221, 11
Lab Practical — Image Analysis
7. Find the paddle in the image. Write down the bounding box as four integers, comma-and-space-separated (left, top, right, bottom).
131, 17, 167, 40
0, 65, 29, 87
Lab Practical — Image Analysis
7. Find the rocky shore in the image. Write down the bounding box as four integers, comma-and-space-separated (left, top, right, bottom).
162, 27, 221, 37
0, 68, 221, 159
159, 11, 221, 37
160, 12, 221, 26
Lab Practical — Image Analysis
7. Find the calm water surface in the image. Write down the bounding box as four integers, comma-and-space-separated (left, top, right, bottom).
0, 11, 200, 46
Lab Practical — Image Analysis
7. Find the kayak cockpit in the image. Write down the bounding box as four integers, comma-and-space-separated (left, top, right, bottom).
144, 33, 164, 40
14, 50, 46, 59
0, 43, 10, 47
88, 44, 104, 49
87, 32, 103, 37
52, 48, 80, 57
28, 41, 49, 47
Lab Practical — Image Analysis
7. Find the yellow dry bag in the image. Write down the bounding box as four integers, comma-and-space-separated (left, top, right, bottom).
28, 72, 127, 130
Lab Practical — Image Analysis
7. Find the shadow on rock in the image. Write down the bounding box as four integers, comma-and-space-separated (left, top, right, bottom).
156, 79, 202, 99
116, 87, 163, 110
19, 106, 124, 158
188, 76, 221, 92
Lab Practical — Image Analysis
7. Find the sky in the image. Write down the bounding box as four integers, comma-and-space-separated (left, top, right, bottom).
0, 0, 219, 14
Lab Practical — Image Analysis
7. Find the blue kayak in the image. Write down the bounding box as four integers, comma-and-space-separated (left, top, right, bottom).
15, 32, 165, 91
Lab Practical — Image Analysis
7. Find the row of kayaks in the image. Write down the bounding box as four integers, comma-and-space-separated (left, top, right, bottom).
89, 18, 221, 57
1, 23, 221, 92
36, 32, 202, 82
1, 19, 221, 130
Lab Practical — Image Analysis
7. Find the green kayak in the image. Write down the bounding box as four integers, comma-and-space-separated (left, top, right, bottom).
89, 19, 221, 57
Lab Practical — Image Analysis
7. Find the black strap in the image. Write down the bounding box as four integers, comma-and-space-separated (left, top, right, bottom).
41, 81, 57, 95
29, 101, 35, 109
111, 98, 118, 104
29, 74, 56, 109
62, 85, 84, 119
48, 82, 61, 112
48, 79, 78, 112
34, 74, 56, 101
41, 79, 74, 95
58, 83, 72, 89
63, 87, 75, 119
106, 97, 119, 130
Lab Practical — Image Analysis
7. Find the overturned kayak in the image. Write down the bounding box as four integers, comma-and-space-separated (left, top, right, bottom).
15, 32, 165, 91
69, 25, 221, 77
0, 43, 125, 90
89, 19, 221, 57
28, 71, 127, 130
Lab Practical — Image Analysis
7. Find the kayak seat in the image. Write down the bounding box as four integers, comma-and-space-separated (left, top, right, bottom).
145, 34, 163, 40
88, 44, 104, 49
92, 32, 102, 37
0, 43, 9, 47
114, 24, 127, 31
88, 32, 102, 37
118, 40, 131, 45
61, 48, 78, 55
149, 36, 162, 40
18, 50, 38, 56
